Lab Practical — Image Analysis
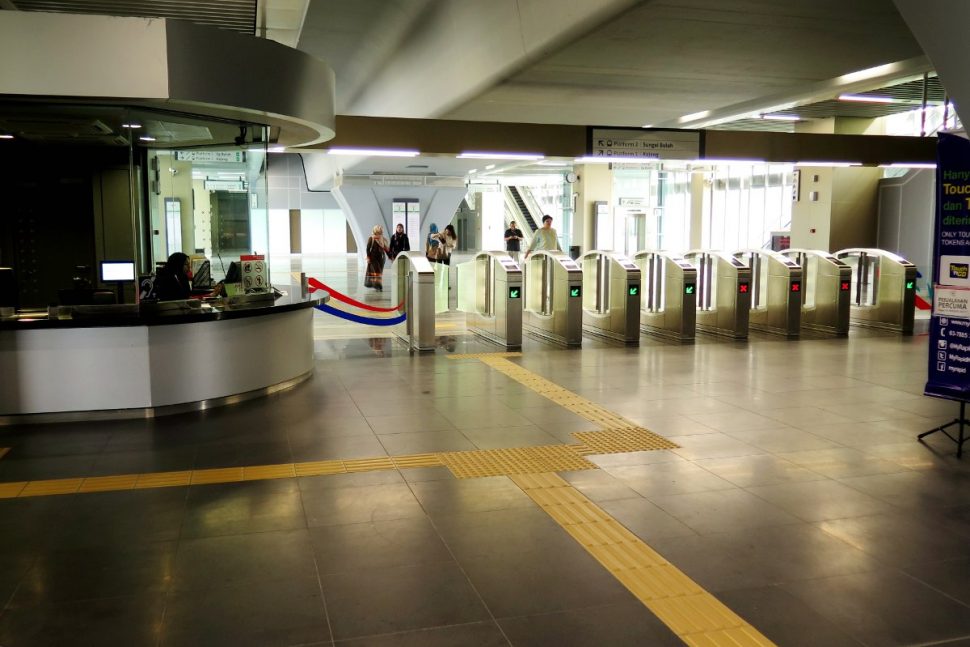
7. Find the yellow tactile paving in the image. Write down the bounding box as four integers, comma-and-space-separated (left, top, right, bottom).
344, 457, 395, 473
573, 426, 680, 454
20, 478, 83, 497
190, 467, 244, 485
446, 352, 523, 359
294, 460, 346, 477
0, 482, 26, 498
242, 464, 297, 481
510, 472, 776, 647
391, 453, 442, 469
78, 474, 138, 493
437, 445, 597, 479
134, 470, 192, 489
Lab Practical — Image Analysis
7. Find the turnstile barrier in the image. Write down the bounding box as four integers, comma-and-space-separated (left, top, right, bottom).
633, 251, 696, 343
580, 251, 640, 345
456, 252, 523, 350
684, 250, 751, 340
733, 249, 802, 338
523, 251, 583, 346
392, 252, 436, 352
834, 248, 917, 335
782, 249, 851, 336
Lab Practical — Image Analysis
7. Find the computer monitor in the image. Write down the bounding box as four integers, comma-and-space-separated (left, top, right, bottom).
100, 261, 135, 283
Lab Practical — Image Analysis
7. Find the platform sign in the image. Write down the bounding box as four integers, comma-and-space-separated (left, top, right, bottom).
588, 128, 700, 160
926, 134, 970, 400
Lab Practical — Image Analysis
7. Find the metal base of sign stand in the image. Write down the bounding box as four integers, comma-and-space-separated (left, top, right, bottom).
918, 401, 969, 458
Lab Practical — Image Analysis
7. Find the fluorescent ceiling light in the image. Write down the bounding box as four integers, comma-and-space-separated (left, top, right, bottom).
267, 146, 286, 153
468, 169, 478, 174
139, 136, 156, 142
679, 110, 711, 123
121, 123, 141, 129
795, 161, 862, 167
0, 134, 13, 140
838, 94, 897, 104
328, 148, 420, 157
641, 124, 654, 128
761, 114, 801, 121
457, 152, 544, 160
537, 161, 569, 167
574, 156, 655, 163
880, 162, 936, 169
485, 164, 496, 170
835, 63, 899, 85
693, 158, 767, 165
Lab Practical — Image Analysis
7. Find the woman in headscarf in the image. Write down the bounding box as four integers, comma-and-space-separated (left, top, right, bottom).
365, 225, 390, 291
152, 252, 192, 300
388, 223, 410, 261
426, 223, 440, 263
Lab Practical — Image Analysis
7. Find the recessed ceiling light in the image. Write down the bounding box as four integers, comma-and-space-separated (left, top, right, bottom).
457, 152, 544, 160
574, 156, 653, 163
879, 162, 936, 169
795, 161, 862, 167
679, 110, 711, 123
691, 158, 767, 165
761, 114, 801, 121
267, 146, 286, 153
537, 161, 569, 167
327, 148, 420, 157
122, 123, 141, 129
838, 94, 897, 104
139, 136, 156, 142
485, 164, 496, 170
0, 134, 14, 140
468, 169, 478, 174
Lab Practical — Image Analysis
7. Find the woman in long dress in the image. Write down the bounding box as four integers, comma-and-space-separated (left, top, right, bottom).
365, 225, 389, 291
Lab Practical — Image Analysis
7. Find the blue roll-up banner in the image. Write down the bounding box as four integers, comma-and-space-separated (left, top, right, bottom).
925, 133, 970, 400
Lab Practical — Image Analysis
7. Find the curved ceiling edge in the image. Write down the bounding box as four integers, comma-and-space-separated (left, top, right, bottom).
0, 11, 336, 147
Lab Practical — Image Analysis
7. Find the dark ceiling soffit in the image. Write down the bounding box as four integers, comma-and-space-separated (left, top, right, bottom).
317, 116, 936, 165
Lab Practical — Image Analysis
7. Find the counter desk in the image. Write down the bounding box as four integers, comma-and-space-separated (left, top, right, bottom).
0, 291, 328, 422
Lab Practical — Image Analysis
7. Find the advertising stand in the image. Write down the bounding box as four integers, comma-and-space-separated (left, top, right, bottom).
921, 133, 970, 456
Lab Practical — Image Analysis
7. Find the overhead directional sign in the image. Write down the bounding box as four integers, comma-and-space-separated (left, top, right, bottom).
588, 128, 701, 160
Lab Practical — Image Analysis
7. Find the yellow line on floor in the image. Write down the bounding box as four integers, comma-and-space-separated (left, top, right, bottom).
511, 472, 776, 647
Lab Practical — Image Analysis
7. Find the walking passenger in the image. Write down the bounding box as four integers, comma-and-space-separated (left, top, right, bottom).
505, 220, 524, 263
389, 223, 410, 260
524, 215, 561, 260
432, 224, 458, 265
364, 225, 389, 291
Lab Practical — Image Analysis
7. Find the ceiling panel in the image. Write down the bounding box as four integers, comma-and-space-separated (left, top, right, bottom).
8, 0, 256, 33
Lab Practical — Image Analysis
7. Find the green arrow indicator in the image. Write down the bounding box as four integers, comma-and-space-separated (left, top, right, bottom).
570, 287, 581, 298
685, 285, 695, 295
628, 285, 639, 296
509, 287, 520, 299
905, 281, 915, 290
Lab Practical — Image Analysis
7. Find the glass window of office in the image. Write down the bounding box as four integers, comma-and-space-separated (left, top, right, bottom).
0, 101, 270, 308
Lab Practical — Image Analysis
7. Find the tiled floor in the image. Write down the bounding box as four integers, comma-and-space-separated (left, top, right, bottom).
2, 270, 969, 644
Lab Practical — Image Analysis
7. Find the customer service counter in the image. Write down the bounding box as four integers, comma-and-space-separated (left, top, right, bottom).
0, 291, 327, 421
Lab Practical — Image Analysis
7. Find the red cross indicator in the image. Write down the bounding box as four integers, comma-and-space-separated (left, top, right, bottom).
840, 281, 850, 291
790, 281, 801, 293
738, 283, 749, 294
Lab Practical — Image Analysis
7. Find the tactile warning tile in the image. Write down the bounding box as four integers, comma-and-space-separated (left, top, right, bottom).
573, 426, 679, 454
391, 453, 442, 469
78, 474, 138, 493
510, 473, 776, 647
446, 352, 523, 360
438, 445, 597, 479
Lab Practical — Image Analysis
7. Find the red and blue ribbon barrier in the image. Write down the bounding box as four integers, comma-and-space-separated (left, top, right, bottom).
308, 278, 406, 326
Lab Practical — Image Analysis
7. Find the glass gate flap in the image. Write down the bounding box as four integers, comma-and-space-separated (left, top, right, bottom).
455, 252, 522, 350
580, 251, 641, 345
634, 251, 697, 343
835, 248, 917, 335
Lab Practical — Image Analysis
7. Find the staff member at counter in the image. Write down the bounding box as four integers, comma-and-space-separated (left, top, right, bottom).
152, 253, 192, 301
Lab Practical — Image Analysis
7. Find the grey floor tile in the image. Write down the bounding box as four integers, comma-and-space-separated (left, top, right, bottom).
309, 517, 454, 575
180, 479, 307, 539
605, 460, 737, 497
334, 622, 509, 646
647, 488, 801, 535
497, 600, 683, 646
746, 479, 896, 522
559, 469, 643, 503
377, 431, 476, 455
818, 513, 970, 567
839, 470, 970, 510
459, 425, 561, 450
408, 476, 535, 518
782, 569, 970, 646
321, 562, 490, 641
695, 454, 827, 487
903, 558, 970, 607
0, 593, 166, 647
667, 433, 767, 460
597, 497, 697, 542
161, 577, 330, 647
172, 528, 315, 592
775, 446, 912, 479
432, 507, 578, 562
301, 483, 425, 528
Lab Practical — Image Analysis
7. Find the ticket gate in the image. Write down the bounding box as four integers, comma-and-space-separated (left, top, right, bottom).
522, 251, 583, 346
633, 251, 697, 343
733, 249, 802, 338
456, 251, 523, 350
684, 250, 751, 340
835, 248, 917, 335
580, 251, 641, 345
781, 249, 852, 336
392, 252, 436, 352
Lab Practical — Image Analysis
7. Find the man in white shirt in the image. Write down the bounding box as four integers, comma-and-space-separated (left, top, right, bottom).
524, 215, 561, 260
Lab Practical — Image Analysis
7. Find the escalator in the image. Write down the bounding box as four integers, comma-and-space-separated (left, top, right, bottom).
507, 186, 539, 232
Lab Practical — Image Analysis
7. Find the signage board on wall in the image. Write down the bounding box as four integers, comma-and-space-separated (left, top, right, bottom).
926, 133, 970, 400
588, 128, 700, 160
204, 179, 247, 191
176, 151, 246, 163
